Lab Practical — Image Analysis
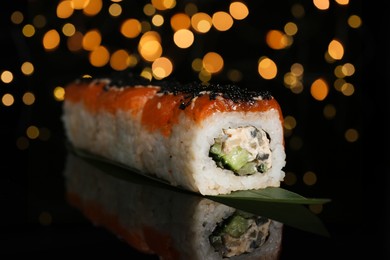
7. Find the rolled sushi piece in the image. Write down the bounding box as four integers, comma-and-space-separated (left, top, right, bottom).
62, 74, 286, 195
64, 152, 283, 259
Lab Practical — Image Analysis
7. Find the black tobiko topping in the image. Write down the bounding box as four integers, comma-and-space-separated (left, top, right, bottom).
83, 72, 273, 109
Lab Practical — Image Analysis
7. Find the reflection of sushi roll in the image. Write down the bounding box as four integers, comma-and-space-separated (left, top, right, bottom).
62, 75, 286, 195
64, 152, 283, 259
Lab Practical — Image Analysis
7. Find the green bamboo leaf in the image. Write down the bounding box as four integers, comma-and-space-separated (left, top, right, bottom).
70, 144, 331, 205
68, 144, 331, 237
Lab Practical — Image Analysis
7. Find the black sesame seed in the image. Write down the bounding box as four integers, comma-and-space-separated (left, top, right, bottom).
89, 72, 273, 108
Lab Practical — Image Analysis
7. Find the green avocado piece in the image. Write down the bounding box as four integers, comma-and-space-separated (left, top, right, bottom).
223, 215, 249, 238
221, 146, 251, 171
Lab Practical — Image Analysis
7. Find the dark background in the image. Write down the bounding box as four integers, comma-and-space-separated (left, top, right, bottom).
0, 0, 388, 258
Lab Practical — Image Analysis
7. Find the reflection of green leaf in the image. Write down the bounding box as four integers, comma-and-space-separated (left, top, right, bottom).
68, 144, 331, 237
207, 196, 330, 237
210, 187, 331, 205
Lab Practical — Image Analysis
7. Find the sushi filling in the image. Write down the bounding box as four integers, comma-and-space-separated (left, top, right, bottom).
209, 126, 272, 176
209, 211, 271, 258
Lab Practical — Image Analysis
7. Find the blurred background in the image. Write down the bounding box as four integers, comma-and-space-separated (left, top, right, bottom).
0, 0, 388, 258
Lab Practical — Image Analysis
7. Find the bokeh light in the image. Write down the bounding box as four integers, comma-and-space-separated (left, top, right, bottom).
173, 29, 194, 49
258, 57, 277, 80
229, 2, 249, 20
43, 29, 61, 51
310, 78, 329, 101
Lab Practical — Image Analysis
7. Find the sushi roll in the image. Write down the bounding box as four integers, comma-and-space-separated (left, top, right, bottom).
62, 74, 286, 195
64, 152, 283, 259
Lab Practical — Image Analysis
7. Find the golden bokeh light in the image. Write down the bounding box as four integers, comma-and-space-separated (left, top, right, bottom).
341, 82, 354, 96
11, 11, 24, 24
345, 128, 359, 142
334, 65, 345, 78
43, 29, 60, 51
323, 104, 336, 119
53, 86, 65, 101
203, 52, 224, 74
89, 45, 110, 67
290, 83, 304, 94
109, 3, 122, 17
82, 29, 101, 51
266, 30, 290, 50
138, 31, 163, 62
227, 69, 243, 82
62, 23, 76, 36
152, 14, 164, 27
1, 70, 14, 83
21, 62, 34, 76
291, 3, 305, 18
16, 136, 29, 150
83, 0, 102, 16
127, 55, 139, 68
284, 72, 297, 87
328, 39, 344, 60
309, 204, 323, 214
291, 63, 304, 76
191, 12, 212, 33
170, 13, 191, 31
139, 31, 161, 46
143, 4, 156, 16
342, 63, 355, 76
258, 57, 277, 80
348, 15, 362, 28
152, 0, 176, 10
284, 22, 298, 36
191, 58, 203, 72
139, 41, 162, 62
310, 78, 329, 101
2, 93, 14, 106
284, 172, 297, 186
151, 0, 166, 11
199, 69, 212, 82
303, 171, 317, 185
152, 57, 173, 79
284, 115, 297, 130
26, 125, 40, 139
141, 21, 152, 33
121, 19, 142, 38
229, 2, 249, 20
140, 67, 153, 81
57, 0, 74, 19
71, 0, 90, 10
33, 15, 46, 28
22, 24, 35, 37
313, 0, 330, 10
212, 11, 233, 32
173, 29, 194, 49
334, 78, 346, 91
22, 92, 35, 105
335, 0, 349, 5
184, 3, 197, 16
67, 31, 83, 52
110, 49, 130, 71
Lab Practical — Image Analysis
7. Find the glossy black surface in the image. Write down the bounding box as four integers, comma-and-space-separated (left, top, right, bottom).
0, 133, 384, 259
1, 0, 388, 258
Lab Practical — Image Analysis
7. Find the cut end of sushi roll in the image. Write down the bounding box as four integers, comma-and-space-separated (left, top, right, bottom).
62, 74, 286, 195
184, 103, 286, 195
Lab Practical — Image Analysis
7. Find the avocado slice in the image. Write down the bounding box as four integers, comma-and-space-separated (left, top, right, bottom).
210, 145, 251, 172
